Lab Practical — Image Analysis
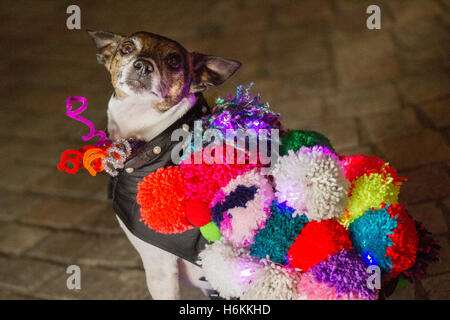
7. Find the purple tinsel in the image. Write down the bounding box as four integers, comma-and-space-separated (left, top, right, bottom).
202, 84, 282, 135
309, 250, 377, 300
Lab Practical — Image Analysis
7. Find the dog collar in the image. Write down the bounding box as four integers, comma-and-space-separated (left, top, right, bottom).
123, 93, 210, 171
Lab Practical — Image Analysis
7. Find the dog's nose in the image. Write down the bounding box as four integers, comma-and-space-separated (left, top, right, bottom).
133, 59, 154, 76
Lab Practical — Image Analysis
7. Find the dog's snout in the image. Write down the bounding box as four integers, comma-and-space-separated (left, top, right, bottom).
133, 59, 154, 76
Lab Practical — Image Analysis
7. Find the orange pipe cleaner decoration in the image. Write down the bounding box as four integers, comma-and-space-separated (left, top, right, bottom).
83, 148, 107, 176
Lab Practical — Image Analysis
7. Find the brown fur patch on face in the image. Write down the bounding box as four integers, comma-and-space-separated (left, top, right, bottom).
107, 32, 192, 108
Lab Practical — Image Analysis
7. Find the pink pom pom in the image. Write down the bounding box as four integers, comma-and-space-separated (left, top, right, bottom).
180, 144, 259, 204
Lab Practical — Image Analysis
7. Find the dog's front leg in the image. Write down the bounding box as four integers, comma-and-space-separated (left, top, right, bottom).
140, 246, 180, 300
117, 216, 180, 299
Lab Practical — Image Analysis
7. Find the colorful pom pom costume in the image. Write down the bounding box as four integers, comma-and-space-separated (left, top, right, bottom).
58, 85, 439, 300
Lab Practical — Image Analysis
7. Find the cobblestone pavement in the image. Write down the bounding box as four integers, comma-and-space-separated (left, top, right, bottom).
0, 0, 448, 300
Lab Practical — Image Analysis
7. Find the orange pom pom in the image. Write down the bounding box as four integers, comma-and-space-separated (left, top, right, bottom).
137, 166, 193, 234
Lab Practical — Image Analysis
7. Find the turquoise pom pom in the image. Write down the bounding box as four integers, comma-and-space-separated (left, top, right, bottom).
250, 200, 308, 264
349, 205, 398, 272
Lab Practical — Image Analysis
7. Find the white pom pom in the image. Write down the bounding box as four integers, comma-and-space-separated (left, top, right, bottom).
271, 146, 349, 221
241, 260, 301, 300
198, 238, 260, 299
211, 168, 275, 246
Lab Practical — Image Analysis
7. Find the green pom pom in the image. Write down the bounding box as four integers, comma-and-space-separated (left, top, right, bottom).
200, 221, 222, 242
280, 130, 334, 156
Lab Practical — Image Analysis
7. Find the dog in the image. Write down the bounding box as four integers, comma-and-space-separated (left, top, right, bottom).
87, 30, 241, 299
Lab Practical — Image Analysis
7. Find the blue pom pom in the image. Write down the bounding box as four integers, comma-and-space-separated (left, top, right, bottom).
348, 205, 398, 272
250, 200, 308, 264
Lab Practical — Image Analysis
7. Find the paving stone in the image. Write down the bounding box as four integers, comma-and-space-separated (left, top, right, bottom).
387, 0, 444, 26
26, 231, 97, 264
393, 17, 449, 54
331, 84, 400, 117
334, 32, 400, 89
274, 95, 323, 123
34, 266, 149, 300
248, 78, 284, 106
20, 196, 103, 229
396, 43, 450, 77
0, 256, 63, 293
397, 73, 450, 105
0, 288, 29, 299
0, 164, 54, 192
264, 28, 327, 56
4, 57, 109, 90
338, 144, 373, 157
290, 117, 359, 150
378, 129, 450, 170
407, 202, 448, 235
278, 69, 334, 97
2, 137, 69, 168
77, 234, 141, 268
185, 30, 265, 61
421, 98, 450, 129
180, 280, 209, 300
87, 271, 150, 300
399, 163, 450, 204
30, 170, 110, 202
266, 38, 329, 77
0, 223, 50, 255
421, 273, 450, 300
363, 108, 422, 142
333, 1, 393, 41
442, 197, 450, 227
387, 282, 415, 300
0, 110, 21, 139
200, 1, 272, 36
0, 190, 46, 222
274, 0, 333, 28
228, 55, 267, 81
76, 203, 122, 235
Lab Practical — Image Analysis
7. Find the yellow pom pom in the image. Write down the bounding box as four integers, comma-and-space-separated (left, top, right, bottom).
339, 173, 400, 227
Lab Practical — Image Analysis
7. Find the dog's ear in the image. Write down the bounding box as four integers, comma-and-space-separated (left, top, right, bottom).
87, 30, 124, 66
190, 53, 241, 92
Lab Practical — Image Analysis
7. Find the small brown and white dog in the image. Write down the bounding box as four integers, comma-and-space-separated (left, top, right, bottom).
87, 30, 241, 299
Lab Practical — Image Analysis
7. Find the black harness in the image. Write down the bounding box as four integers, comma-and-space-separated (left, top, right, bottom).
109, 94, 210, 266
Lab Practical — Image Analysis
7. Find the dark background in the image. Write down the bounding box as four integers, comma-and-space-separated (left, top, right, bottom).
0, 0, 448, 299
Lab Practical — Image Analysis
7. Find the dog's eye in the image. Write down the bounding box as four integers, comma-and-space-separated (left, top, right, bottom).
120, 42, 135, 55
166, 53, 182, 70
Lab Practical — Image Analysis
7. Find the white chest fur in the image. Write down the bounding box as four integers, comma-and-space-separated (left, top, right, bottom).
107, 93, 196, 141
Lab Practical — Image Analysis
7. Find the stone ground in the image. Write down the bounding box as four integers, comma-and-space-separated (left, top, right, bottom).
0, 0, 448, 300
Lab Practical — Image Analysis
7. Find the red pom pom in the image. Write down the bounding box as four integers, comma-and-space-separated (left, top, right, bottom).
287, 220, 352, 271
137, 166, 192, 234
343, 155, 405, 185
186, 199, 212, 227
384, 203, 419, 277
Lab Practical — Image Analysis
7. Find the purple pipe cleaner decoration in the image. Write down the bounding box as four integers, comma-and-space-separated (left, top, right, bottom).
66, 96, 111, 147
309, 250, 377, 300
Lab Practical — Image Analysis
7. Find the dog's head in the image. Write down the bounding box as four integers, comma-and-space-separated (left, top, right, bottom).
88, 30, 241, 110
